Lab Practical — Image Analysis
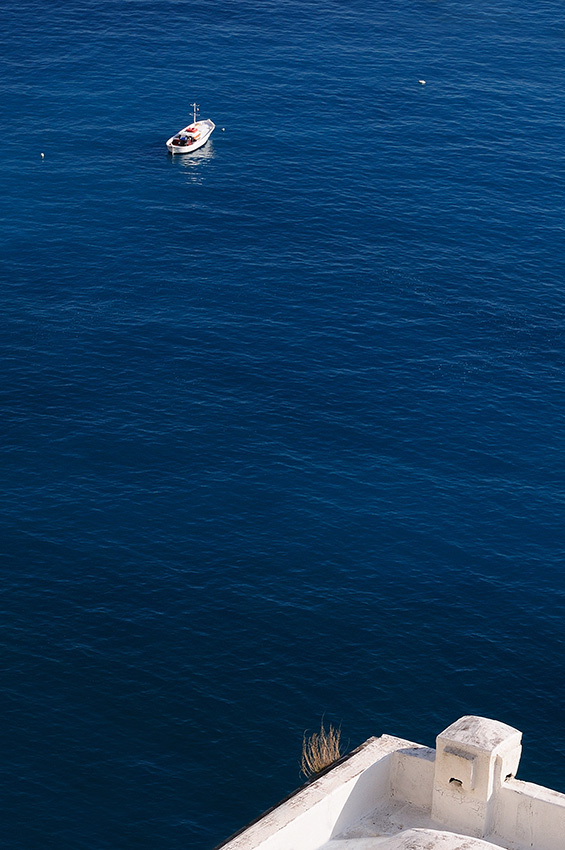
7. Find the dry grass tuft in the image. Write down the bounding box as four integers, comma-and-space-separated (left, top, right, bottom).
301, 721, 342, 777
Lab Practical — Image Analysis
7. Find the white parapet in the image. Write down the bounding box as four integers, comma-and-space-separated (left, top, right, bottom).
214, 734, 411, 850
214, 716, 565, 850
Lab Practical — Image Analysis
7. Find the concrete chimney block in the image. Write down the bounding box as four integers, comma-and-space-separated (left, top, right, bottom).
432, 715, 522, 838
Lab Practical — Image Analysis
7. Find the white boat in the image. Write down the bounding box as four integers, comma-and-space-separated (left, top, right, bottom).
166, 102, 215, 154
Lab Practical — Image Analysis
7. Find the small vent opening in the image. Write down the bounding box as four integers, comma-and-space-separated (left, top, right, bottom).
449, 778, 462, 787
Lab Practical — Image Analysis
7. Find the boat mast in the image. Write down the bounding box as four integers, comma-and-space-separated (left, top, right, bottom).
190, 102, 200, 124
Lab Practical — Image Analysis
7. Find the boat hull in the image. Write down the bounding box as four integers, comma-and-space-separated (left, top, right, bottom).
166, 119, 215, 154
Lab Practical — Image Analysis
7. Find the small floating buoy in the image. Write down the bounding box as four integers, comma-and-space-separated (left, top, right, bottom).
41, 152, 45, 158
418, 80, 426, 85
221, 127, 225, 131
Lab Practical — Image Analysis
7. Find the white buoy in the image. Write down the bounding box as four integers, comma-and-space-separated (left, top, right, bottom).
418, 80, 426, 85
41, 152, 45, 158
222, 127, 225, 131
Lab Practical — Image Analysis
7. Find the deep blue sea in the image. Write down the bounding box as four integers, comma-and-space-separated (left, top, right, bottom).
2, 1, 565, 847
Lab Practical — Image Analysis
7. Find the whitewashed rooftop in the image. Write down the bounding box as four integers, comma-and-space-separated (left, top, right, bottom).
215, 716, 565, 850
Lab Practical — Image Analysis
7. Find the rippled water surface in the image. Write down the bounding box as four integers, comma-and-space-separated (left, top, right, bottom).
2, 1, 565, 848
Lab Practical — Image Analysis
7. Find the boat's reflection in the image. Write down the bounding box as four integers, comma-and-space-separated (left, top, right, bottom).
169, 142, 214, 182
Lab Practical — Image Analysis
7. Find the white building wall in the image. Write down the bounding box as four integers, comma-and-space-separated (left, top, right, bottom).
389, 745, 435, 811
493, 779, 565, 850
